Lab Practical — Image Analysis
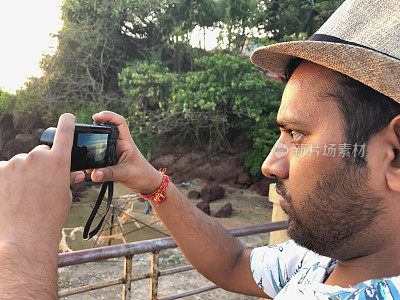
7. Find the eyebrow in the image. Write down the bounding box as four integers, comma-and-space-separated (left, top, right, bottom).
275, 120, 308, 129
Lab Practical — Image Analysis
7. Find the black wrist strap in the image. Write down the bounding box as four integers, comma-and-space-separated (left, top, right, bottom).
83, 181, 114, 240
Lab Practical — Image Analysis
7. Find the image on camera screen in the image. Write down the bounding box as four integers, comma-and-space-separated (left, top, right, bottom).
71, 133, 108, 170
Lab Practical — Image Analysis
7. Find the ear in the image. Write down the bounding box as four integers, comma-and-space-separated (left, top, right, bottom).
385, 116, 400, 192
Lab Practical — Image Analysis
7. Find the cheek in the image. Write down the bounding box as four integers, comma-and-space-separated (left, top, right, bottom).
287, 151, 342, 202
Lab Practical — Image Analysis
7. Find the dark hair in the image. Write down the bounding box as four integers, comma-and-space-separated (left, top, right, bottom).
284, 58, 400, 166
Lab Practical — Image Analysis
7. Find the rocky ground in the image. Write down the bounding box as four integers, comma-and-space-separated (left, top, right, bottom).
59, 180, 274, 299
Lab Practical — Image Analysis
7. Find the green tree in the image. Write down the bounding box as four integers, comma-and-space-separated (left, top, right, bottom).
257, 0, 345, 41
118, 60, 176, 135
169, 53, 282, 167
0, 77, 48, 130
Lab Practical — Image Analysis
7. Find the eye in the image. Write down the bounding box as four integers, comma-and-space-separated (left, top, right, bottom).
283, 129, 304, 143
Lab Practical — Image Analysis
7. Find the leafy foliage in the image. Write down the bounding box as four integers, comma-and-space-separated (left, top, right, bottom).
169, 53, 282, 174
170, 54, 278, 149
119, 60, 176, 135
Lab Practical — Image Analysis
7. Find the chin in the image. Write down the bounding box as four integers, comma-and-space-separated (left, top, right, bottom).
288, 219, 377, 261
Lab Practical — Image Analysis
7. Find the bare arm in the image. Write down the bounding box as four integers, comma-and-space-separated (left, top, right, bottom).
150, 183, 267, 296
91, 111, 268, 297
0, 114, 84, 299
0, 240, 59, 299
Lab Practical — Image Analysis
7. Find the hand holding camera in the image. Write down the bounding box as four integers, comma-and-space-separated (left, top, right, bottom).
89, 111, 163, 195
41, 123, 119, 172
39, 111, 162, 239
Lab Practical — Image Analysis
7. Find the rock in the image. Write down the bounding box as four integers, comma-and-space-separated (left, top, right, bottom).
2, 134, 39, 159
215, 203, 232, 218
237, 170, 251, 186
175, 154, 194, 170
171, 174, 184, 184
201, 184, 225, 203
196, 201, 210, 215
34, 128, 45, 140
15, 133, 39, 152
233, 183, 248, 190
250, 178, 271, 197
0, 139, 4, 154
13, 118, 23, 133
155, 150, 250, 189
3, 140, 25, 159
0, 114, 16, 141
208, 159, 239, 183
153, 154, 175, 168
71, 180, 88, 193
193, 164, 213, 182
188, 190, 201, 199
71, 191, 81, 202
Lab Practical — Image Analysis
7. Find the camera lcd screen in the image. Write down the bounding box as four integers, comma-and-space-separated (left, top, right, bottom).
71, 133, 108, 170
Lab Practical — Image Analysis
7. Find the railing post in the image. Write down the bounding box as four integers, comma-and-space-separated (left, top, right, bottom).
122, 255, 133, 300
149, 251, 160, 300
268, 183, 289, 245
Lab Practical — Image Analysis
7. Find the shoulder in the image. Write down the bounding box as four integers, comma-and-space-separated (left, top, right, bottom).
324, 277, 400, 299
250, 240, 325, 297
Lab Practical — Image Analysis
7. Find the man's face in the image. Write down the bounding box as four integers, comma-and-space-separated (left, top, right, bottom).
262, 61, 385, 260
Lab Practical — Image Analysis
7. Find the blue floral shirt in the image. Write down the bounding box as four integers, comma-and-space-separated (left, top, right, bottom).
250, 240, 400, 299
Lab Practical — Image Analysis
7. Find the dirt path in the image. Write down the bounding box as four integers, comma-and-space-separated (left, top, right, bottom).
59, 179, 273, 299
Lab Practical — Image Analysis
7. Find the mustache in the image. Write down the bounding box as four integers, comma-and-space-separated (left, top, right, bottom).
275, 180, 290, 200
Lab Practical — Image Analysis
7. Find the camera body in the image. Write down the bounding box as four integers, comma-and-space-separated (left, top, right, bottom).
40, 123, 119, 171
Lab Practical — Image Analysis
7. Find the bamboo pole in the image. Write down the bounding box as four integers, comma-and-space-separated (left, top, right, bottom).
122, 255, 133, 300
268, 183, 289, 245
150, 251, 160, 300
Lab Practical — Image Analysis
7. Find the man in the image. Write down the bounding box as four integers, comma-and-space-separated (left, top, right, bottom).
89, 0, 400, 298
1, 0, 399, 299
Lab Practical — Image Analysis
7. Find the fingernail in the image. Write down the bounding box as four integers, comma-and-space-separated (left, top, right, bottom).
75, 173, 85, 183
94, 170, 104, 181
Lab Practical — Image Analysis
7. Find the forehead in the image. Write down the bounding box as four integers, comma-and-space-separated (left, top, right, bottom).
277, 61, 343, 129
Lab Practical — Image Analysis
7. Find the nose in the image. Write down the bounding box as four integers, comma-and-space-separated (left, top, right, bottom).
261, 140, 289, 179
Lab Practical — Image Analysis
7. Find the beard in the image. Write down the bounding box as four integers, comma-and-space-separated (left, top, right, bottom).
276, 162, 384, 259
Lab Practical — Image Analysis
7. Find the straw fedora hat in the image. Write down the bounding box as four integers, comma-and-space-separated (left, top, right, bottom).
251, 0, 400, 102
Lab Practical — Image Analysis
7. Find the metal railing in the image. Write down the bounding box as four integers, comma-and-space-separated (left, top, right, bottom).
58, 221, 288, 299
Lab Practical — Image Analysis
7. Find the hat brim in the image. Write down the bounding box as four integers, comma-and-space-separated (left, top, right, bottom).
251, 41, 400, 103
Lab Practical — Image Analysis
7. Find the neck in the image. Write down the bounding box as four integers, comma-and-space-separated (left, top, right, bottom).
324, 244, 400, 287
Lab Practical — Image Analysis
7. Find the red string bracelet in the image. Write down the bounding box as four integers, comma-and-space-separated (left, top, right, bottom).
139, 169, 170, 206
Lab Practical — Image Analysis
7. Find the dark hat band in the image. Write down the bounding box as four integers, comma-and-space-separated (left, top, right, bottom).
309, 34, 400, 62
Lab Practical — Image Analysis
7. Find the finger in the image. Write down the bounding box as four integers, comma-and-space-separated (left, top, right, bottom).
91, 166, 116, 183
11, 153, 28, 160
70, 171, 85, 185
52, 113, 76, 160
30, 144, 51, 152
86, 169, 94, 174
92, 111, 131, 140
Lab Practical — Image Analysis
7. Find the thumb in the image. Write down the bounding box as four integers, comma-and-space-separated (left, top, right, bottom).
91, 167, 115, 182
70, 171, 85, 185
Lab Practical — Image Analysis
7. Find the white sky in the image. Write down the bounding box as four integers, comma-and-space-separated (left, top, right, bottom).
0, 0, 64, 93
0, 1, 253, 94
0, 1, 220, 94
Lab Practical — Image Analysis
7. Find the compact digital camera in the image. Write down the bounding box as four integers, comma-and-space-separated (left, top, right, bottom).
40, 123, 119, 171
